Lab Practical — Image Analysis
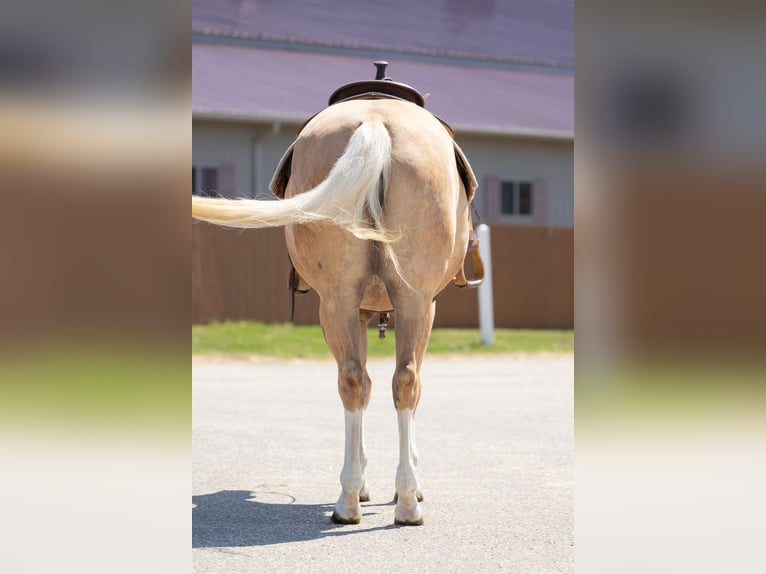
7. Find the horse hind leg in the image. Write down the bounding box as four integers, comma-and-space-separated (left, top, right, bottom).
391, 295, 435, 526
393, 376, 424, 504
392, 382, 423, 505
357, 310, 376, 503
321, 300, 372, 525
392, 416, 423, 504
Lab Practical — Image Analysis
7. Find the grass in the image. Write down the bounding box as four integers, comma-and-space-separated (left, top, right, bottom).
0, 343, 189, 428
576, 359, 766, 426
192, 321, 574, 358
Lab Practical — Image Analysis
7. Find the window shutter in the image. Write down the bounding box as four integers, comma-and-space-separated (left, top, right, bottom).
200, 167, 219, 196
220, 163, 236, 198
483, 175, 500, 221
533, 178, 547, 224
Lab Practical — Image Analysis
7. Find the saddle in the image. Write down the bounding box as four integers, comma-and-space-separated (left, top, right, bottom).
277, 62, 485, 318
328, 61, 427, 107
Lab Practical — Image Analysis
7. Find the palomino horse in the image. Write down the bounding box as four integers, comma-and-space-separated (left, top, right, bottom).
192, 70, 479, 526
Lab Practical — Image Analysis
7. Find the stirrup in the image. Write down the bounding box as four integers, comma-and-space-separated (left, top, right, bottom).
454, 230, 485, 288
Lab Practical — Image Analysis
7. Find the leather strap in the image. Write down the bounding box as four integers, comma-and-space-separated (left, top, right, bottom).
288, 260, 311, 322
454, 219, 485, 289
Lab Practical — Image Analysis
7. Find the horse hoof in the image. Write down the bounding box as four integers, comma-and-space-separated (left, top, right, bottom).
331, 511, 361, 525
394, 516, 424, 526
359, 493, 370, 503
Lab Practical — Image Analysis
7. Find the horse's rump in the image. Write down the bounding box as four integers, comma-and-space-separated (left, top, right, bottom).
277, 100, 474, 300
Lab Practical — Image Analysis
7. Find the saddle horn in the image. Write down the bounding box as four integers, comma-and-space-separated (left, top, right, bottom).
328, 60, 425, 107
374, 60, 389, 80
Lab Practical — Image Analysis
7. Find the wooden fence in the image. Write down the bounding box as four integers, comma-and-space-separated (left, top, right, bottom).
192, 222, 573, 328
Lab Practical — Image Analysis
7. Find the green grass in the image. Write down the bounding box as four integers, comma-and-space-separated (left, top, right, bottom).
192, 321, 573, 358
576, 360, 766, 426
0, 344, 189, 428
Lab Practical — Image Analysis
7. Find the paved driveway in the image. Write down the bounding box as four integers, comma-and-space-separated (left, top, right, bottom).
193, 355, 573, 573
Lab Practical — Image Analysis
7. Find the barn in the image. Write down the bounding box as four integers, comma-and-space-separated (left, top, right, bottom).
192, 0, 573, 328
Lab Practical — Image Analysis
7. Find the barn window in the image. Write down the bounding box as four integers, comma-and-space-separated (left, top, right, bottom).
500, 180, 534, 216
192, 166, 221, 197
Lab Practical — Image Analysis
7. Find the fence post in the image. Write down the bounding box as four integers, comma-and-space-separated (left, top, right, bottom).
477, 224, 494, 345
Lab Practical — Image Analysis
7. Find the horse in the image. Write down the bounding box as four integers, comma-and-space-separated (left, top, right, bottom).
192, 81, 479, 526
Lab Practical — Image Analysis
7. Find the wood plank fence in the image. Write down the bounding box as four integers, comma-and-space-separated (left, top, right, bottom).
192, 222, 573, 328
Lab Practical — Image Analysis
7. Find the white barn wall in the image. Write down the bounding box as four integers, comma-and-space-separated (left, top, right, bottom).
456, 135, 573, 227
193, 120, 304, 199
193, 121, 258, 198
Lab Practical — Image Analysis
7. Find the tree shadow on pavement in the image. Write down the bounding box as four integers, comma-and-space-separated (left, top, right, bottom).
193, 490, 398, 547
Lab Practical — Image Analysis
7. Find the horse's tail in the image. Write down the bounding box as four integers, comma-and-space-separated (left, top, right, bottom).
191, 122, 394, 243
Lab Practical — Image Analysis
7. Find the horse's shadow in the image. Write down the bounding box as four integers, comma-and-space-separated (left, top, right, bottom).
192, 490, 398, 548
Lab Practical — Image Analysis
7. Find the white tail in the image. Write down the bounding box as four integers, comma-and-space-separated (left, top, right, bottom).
191, 122, 394, 243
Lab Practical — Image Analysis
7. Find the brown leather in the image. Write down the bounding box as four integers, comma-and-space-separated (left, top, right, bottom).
288, 259, 311, 321
454, 224, 485, 289
329, 80, 425, 107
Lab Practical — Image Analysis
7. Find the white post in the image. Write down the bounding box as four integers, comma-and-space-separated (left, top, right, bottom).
477, 224, 494, 346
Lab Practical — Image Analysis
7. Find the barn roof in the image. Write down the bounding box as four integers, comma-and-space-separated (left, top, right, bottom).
193, 0, 573, 67
192, 0, 573, 139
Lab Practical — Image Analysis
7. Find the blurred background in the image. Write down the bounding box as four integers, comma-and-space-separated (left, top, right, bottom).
576, 0, 766, 572
0, 1, 189, 572
2, 0, 765, 572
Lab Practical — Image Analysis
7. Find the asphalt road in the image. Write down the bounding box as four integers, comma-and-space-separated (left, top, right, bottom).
193, 355, 573, 573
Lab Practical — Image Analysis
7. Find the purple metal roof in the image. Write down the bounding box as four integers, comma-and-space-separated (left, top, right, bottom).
192, 0, 573, 68
192, 44, 573, 138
